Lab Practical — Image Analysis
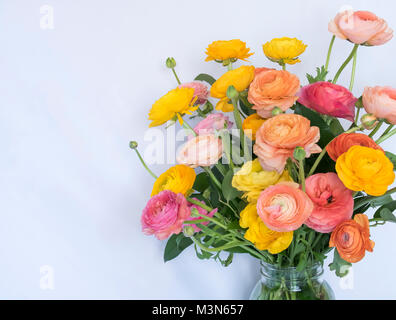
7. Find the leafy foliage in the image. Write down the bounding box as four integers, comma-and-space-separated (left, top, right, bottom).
306, 66, 328, 84
164, 233, 193, 262
329, 249, 352, 277
194, 73, 216, 85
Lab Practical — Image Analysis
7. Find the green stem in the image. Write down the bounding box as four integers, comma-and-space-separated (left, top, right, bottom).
376, 128, 396, 144
131, 147, 158, 179
203, 167, 222, 189
231, 97, 246, 156
354, 187, 396, 211
332, 44, 359, 84
354, 106, 361, 124
282, 64, 286, 71
368, 120, 384, 138
325, 35, 336, 72
227, 62, 233, 71
379, 124, 394, 139
299, 159, 306, 192
184, 218, 208, 224
349, 47, 358, 91
171, 68, 181, 85
192, 236, 245, 252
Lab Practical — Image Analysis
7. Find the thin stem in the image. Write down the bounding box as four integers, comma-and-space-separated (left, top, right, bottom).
171, 68, 181, 85
187, 197, 213, 212
332, 44, 359, 84
355, 106, 361, 124
231, 97, 245, 156
299, 160, 306, 192
376, 128, 396, 144
181, 118, 196, 136
203, 167, 222, 190
192, 236, 245, 253
227, 62, 233, 71
282, 64, 286, 71
368, 120, 384, 138
379, 124, 394, 139
354, 187, 396, 211
131, 148, 158, 179
325, 35, 336, 72
349, 47, 358, 91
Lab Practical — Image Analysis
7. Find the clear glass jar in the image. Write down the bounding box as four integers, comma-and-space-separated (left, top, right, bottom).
249, 262, 335, 300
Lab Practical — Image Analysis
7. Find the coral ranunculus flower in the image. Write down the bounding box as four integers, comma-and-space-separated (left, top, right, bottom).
232, 159, 292, 202
298, 82, 357, 121
263, 37, 307, 65
205, 39, 254, 62
305, 173, 354, 233
363, 86, 396, 125
336, 146, 395, 196
329, 214, 375, 263
240, 203, 293, 254
148, 87, 198, 127
211, 66, 255, 112
254, 114, 321, 173
257, 183, 314, 232
141, 190, 190, 240
329, 10, 393, 46
242, 114, 266, 140
151, 165, 196, 197
248, 68, 300, 118
326, 133, 384, 161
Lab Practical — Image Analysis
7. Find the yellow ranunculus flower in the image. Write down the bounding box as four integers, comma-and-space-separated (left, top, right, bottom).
211, 66, 255, 112
240, 203, 293, 254
232, 159, 292, 202
242, 114, 266, 140
336, 145, 395, 196
263, 37, 307, 66
151, 165, 196, 196
148, 87, 198, 127
205, 39, 253, 63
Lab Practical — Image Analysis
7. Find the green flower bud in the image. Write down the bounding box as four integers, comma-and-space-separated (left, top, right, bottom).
361, 113, 378, 130
271, 106, 284, 116
293, 146, 306, 161
226, 85, 239, 100
183, 226, 195, 238
129, 141, 138, 149
166, 57, 176, 69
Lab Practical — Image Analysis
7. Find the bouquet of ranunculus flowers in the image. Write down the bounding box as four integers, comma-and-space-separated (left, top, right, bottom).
131, 8, 395, 300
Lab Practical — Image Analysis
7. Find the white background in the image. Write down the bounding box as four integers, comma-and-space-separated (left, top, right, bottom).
1, 0, 396, 299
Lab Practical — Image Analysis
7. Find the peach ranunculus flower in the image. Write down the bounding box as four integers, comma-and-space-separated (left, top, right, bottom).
176, 134, 223, 168
211, 65, 255, 112
205, 39, 254, 63
329, 214, 375, 263
326, 132, 384, 162
305, 173, 354, 233
257, 182, 314, 232
242, 113, 266, 140
248, 68, 300, 118
362, 86, 396, 125
254, 114, 321, 173
329, 10, 393, 46
336, 146, 395, 196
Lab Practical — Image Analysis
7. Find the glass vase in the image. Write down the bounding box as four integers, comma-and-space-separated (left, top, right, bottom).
249, 261, 335, 300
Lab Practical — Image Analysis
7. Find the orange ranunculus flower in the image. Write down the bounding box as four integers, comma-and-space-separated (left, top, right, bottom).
210, 66, 255, 112
242, 114, 266, 140
247, 68, 300, 118
329, 214, 375, 263
326, 133, 384, 161
254, 114, 321, 173
205, 39, 254, 62
336, 145, 395, 196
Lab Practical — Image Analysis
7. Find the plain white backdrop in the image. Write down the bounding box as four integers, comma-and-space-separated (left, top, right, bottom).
1, 0, 396, 299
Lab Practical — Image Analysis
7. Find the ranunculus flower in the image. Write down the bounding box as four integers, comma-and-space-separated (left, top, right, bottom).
240, 203, 293, 254
329, 10, 393, 46
177, 134, 223, 168
141, 190, 190, 240
336, 145, 395, 196
193, 113, 233, 136
151, 165, 196, 196
326, 133, 384, 161
254, 114, 321, 173
329, 214, 375, 263
298, 82, 357, 121
248, 68, 300, 118
262, 37, 307, 65
242, 113, 266, 140
232, 159, 292, 202
363, 86, 396, 125
184, 198, 217, 232
205, 39, 254, 62
305, 173, 354, 233
178, 81, 209, 105
211, 66, 255, 112
257, 183, 314, 232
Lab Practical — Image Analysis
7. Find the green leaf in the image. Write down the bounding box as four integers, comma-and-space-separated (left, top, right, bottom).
296, 252, 307, 272
306, 66, 328, 84
164, 234, 193, 262
194, 244, 213, 260
329, 118, 345, 136
193, 172, 210, 193
221, 170, 242, 201
329, 249, 351, 277
374, 200, 396, 223
194, 73, 216, 85
239, 96, 255, 116
385, 151, 396, 171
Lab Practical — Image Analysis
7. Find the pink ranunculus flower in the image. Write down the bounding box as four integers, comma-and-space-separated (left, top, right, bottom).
329, 10, 393, 46
363, 86, 396, 125
184, 198, 218, 232
298, 82, 357, 121
177, 134, 223, 168
305, 173, 354, 233
141, 190, 190, 240
178, 81, 209, 105
193, 113, 233, 137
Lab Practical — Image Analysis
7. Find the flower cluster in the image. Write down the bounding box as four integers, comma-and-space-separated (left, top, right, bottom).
133, 7, 396, 296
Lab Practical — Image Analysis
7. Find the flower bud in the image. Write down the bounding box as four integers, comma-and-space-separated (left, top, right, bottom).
271, 106, 284, 116
361, 113, 378, 130
183, 225, 195, 237
129, 141, 138, 149
226, 85, 239, 100
166, 57, 176, 69
293, 146, 306, 161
